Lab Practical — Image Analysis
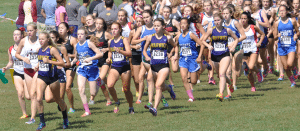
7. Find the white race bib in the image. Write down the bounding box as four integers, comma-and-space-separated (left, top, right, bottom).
79, 57, 92, 66
214, 42, 226, 51
29, 53, 38, 60
280, 36, 291, 46
181, 47, 192, 56
152, 50, 165, 59
39, 62, 49, 71
112, 52, 125, 62
14, 59, 23, 67
242, 42, 251, 50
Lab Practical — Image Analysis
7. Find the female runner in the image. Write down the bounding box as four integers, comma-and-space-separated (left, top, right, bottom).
106, 22, 134, 114
201, 13, 238, 102
2, 28, 30, 119
71, 28, 103, 117
35, 32, 69, 130
58, 22, 77, 113
16, 22, 40, 124
143, 18, 178, 116
222, 7, 246, 98
240, 11, 265, 91
274, 5, 299, 88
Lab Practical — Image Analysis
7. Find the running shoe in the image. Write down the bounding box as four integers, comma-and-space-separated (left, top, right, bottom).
203, 61, 212, 70
263, 68, 268, 78
88, 100, 95, 105
188, 98, 194, 102
20, 114, 28, 119
233, 85, 237, 90
251, 87, 256, 92
257, 71, 263, 83
63, 119, 69, 129
106, 101, 112, 106
136, 100, 142, 104
168, 85, 176, 100
129, 108, 135, 114
216, 93, 223, 102
25, 118, 35, 124
36, 122, 46, 131
197, 79, 201, 84
243, 62, 249, 76
162, 98, 169, 107
149, 108, 157, 116
81, 112, 91, 117
291, 83, 296, 88
68, 108, 75, 114
224, 95, 232, 99
278, 75, 284, 81
208, 77, 216, 85
114, 102, 120, 113
144, 102, 153, 109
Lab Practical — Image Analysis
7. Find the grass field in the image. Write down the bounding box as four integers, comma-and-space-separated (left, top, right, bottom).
1, 0, 300, 130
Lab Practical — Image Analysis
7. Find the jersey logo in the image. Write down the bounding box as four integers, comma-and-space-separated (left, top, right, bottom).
106, 13, 111, 16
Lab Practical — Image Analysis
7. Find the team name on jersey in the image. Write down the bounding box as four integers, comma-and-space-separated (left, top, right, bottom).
212, 36, 228, 41
150, 43, 167, 48
110, 47, 124, 52
280, 30, 292, 36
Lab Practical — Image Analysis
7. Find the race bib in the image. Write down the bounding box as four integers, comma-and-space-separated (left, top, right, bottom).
228, 37, 234, 43
39, 62, 49, 71
14, 59, 23, 67
29, 53, 38, 60
112, 52, 124, 62
181, 47, 192, 56
280, 36, 291, 46
136, 43, 142, 51
214, 42, 226, 51
152, 50, 164, 59
242, 42, 251, 50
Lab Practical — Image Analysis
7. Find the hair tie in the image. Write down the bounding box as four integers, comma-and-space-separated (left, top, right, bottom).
19, 27, 25, 32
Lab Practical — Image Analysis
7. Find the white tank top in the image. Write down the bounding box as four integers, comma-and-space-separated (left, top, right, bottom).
201, 12, 214, 32
252, 10, 264, 35
242, 26, 257, 53
122, 23, 131, 38
189, 22, 199, 38
10, 45, 25, 74
23, 1, 33, 25
23, 36, 41, 68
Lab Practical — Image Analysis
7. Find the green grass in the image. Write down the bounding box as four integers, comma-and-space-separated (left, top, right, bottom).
1, 0, 300, 130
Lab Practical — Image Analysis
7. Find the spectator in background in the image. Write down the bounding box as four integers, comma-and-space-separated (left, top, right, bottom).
24, 0, 33, 30
16, 0, 25, 29
98, 0, 118, 27
93, 0, 118, 17
123, 0, 135, 22
66, 0, 81, 38
89, 0, 102, 14
78, 0, 90, 29
55, 0, 68, 30
41, 0, 57, 32
118, 0, 128, 10
36, 0, 46, 35
31, 0, 37, 23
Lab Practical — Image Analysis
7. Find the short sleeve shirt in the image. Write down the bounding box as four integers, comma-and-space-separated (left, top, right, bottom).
42, 0, 57, 26
78, 5, 88, 29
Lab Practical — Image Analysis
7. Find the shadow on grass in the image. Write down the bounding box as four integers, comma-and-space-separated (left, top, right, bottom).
159, 105, 194, 110
198, 87, 219, 92
51, 119, 94, 130
236, 93, 264, 97
197, 96, 216, 101
257, 87, 282, 91
166, 109, 199, 114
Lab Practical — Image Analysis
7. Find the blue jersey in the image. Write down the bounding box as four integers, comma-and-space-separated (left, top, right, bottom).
278, 18, 296, 47
76, 40, 98, 67
223, 19, 241, 45
150, 34, 168, 65
141, 25, 156, 58
38, 46, 57, 77
110, 37, 129, 67
178, 31, 198, 58
211, 27, 229, 55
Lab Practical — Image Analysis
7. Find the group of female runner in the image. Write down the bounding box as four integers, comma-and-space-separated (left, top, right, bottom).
4, 0, 300, 129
